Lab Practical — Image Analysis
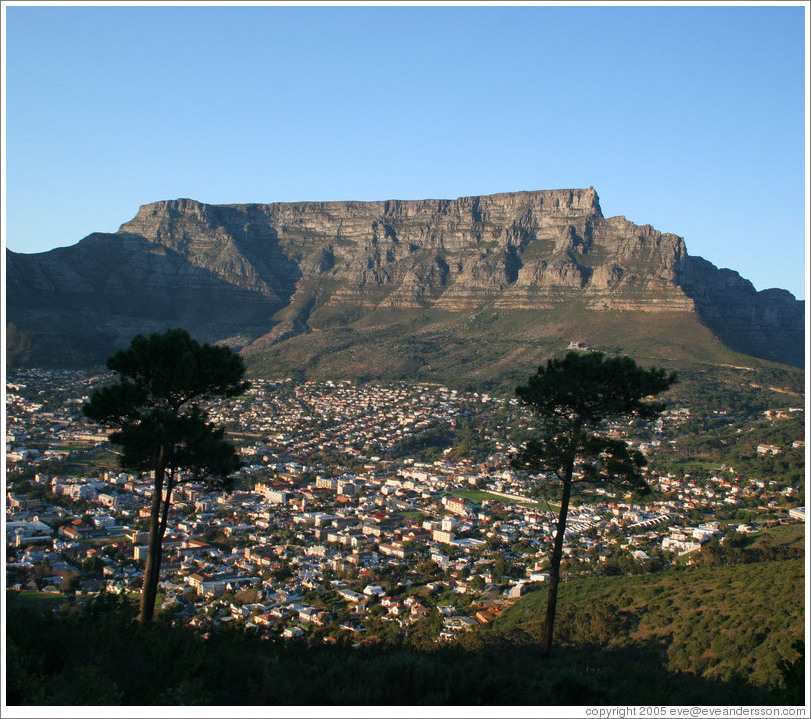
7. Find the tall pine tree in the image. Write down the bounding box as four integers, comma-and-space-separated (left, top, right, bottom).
84, 328, 249, 623
512, 351, 676, 655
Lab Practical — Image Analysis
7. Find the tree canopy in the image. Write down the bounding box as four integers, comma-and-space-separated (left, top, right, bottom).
84, 328, 249, 479
513, 351, 677, 493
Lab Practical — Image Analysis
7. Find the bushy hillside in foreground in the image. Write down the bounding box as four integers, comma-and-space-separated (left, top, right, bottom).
6, 559, 804, 706
484, 559, 805, 693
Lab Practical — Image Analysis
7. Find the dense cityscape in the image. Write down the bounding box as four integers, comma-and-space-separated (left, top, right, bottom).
5, 368, 806, 646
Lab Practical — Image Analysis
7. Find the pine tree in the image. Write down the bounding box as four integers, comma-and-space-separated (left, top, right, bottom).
512, 351, 676, 655
84, 328, 249, 623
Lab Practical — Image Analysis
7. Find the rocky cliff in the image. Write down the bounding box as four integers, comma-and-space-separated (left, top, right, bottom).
5, 188, 804, 373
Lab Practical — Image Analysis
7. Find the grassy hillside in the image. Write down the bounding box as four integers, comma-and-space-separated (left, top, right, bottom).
6, 559, 805, 706
485, 559, 805, 693
243, 303, 801, 396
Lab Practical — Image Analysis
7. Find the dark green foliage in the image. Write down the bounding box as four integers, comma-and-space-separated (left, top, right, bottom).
445, 419, 495, 462
383, 425, 453, 461
770, 642, 806, 705
83, 328, 249, 481
513, 351, 677, 489
81, 556, 105, 577
660, 413, 806, 493
517, 352, 675, 425
7, 589, 786, 706
666, 366, 803, 416
692, 530, 804, 567
553, 600, 629, 647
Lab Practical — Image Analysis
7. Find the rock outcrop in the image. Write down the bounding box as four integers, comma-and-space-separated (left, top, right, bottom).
5, 188, 804, 370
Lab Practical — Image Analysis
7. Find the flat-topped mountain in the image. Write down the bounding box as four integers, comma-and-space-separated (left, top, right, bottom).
5, 188, 804, 378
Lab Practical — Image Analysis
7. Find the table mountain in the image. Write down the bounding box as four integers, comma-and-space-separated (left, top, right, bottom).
6, 188, 804, 378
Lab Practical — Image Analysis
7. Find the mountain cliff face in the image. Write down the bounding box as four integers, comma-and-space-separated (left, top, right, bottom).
112, 189, 692, 312
5, 188, 804, 374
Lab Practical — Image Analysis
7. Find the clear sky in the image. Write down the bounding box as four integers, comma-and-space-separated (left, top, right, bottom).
3, 1, 808, 300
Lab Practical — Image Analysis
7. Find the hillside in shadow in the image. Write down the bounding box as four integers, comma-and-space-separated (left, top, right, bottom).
6, 595, 802, 706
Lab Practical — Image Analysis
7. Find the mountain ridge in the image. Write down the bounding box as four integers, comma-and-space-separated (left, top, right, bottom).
5, 188, 804, 374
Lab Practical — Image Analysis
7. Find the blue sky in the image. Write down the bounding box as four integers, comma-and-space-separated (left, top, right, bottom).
3, 2, 808, 299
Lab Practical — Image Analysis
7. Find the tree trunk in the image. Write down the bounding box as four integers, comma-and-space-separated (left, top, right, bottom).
149, 474, 176, 603
540, 458, 574, 657
158, 472, 175, 544
138, 446, 166, 624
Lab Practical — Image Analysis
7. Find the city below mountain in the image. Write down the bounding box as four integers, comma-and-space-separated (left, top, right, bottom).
5, 188, 804, 379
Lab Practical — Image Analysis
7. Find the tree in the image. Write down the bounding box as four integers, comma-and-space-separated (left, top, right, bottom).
512, 351, 676, 656
82, 555, 105, 577
59, 571, 81, 594
83, 328, 249, 623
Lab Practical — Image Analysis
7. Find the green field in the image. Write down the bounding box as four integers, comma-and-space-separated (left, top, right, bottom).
77, 534, 131, 547
6, 590, 66, 607
452, 488, 552, 509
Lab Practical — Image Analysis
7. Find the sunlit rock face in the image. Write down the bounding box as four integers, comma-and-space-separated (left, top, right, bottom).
6, 188, 804, 369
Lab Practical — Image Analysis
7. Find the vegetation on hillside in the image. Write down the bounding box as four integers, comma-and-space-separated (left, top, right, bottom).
244, 301, 803, 392
653, 410, 806, 494
482, 559, 804, 693
6, 558, 804, 706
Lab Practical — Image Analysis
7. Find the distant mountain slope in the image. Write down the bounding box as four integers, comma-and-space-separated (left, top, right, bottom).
5, 188, 804, 374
